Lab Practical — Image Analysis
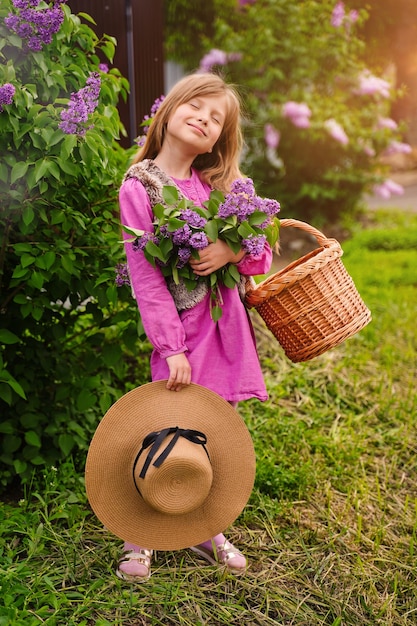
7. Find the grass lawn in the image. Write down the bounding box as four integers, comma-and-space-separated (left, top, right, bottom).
1, 207, 417, 625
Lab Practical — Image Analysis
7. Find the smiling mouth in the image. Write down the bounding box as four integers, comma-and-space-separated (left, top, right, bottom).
187, 123, 206, 137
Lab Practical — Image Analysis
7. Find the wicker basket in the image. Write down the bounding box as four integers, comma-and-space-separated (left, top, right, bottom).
245, 218, 372, 363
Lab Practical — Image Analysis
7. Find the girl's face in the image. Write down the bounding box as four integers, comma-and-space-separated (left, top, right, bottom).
165, 94, 227, 155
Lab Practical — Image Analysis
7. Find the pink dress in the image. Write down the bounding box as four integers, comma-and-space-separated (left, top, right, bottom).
119, 167, 272, 402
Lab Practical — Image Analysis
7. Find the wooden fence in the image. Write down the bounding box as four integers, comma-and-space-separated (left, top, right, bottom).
69, 0, 164, 147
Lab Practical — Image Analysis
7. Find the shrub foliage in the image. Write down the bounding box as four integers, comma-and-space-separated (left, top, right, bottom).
0, 1, 141, 490
165, 0, 406, 220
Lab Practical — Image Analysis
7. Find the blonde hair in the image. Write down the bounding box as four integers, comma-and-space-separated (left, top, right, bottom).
133, 73, 245, 193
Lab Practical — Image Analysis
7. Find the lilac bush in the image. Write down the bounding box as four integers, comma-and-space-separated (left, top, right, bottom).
0, 0, 131, 488
168, 0, 409, 220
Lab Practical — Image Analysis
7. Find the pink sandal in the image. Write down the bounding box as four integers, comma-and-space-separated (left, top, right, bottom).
190, 540, 247, 574
116, 548, 153, 582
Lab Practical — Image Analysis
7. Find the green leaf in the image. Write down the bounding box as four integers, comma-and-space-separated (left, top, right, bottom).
78, 11, 97, 24
48, 129, 65, 147
58, 434, 75, 456
76, 389, 97, 411
43, 251, 56, 270
238, 221, 256, 238
145, 240, 166, 262
11, 162, 29, 184
122, 224, 144, 237
222, 270, 238, 288
14, 459, 28, 475
0, 329, 20, 344
211, 305, 223, 322
162, 185, 179, 205
22, 205, 35, 227
228, 263, 241, 283
34, 158, 50, 183
25, 431, 41, 448
153, 203, 165, 219
0, 371, 26, 400
21, 253, 36, 268
205, 220, 218, 242
250, 211, 270, 225
57, 157, 78, 176
29, 271, 44, 289
61, 134, 78, 160
159, 237, 173, 257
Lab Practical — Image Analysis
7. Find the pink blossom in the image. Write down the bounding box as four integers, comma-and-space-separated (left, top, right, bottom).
264, 124, 280, 149
331, 2, 358, 28
358, 140, 376, 157
199, 49, 242, 72
324, 119, 349, 145
373, 179, 404, 199
349, 10, 359, 24
383, 140, 412, 156
331, 2, 345, 27
282, 101, 312, 128
354, 72, 391, 98
377, 117, 398, 131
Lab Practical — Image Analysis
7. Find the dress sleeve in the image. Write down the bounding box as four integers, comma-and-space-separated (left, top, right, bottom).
235, 242, 273, 276
119, 177, 188, 358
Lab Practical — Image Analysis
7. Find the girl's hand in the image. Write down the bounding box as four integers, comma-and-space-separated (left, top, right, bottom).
166, 353, 192, 391
189, 239, 245, 276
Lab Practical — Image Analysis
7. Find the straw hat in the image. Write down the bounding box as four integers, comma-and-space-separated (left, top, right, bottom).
85, 381, 256, 550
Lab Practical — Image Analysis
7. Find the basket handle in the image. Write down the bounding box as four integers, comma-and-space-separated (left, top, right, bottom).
280, 218, 332, 248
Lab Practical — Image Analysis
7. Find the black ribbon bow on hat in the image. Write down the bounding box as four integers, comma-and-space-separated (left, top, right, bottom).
132, 426, 210, 493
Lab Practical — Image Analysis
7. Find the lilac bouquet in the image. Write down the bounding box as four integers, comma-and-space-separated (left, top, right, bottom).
124, 178, 280, 321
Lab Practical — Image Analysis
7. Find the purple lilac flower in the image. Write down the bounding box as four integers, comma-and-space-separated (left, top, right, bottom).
242, 234, 267, 258
5, 0, 67, 51
331, 1, 345, 27
179, 209, 207, 229
189, 232, 209, 249
324, 119, 349, 145
331, 2, 358, 29
99, 63, 109, 73
0, 83, 16, 112
219, 178, 280, 223
59, 72, 101, 136
177, 247, 192, 268
354, 72, 391, 98
198, 49, 242, 73
377, 117, 398, 131
150, 95, 165, 116
373, 179, 404, 199
282, 101, 312, 128
172, 224, 192, 246
135, 95, 165, 146
261, 197, 280, 217
383, 140, 412, 156
264, 124, 280, 150
230, 178, 255, 196
132, 232, 159, 252
115, 263, 130, 287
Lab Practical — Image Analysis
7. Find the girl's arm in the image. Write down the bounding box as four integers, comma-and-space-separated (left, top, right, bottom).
120, 177, 189, 360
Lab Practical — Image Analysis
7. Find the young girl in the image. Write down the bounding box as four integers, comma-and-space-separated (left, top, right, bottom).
118, 72, 273, 581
